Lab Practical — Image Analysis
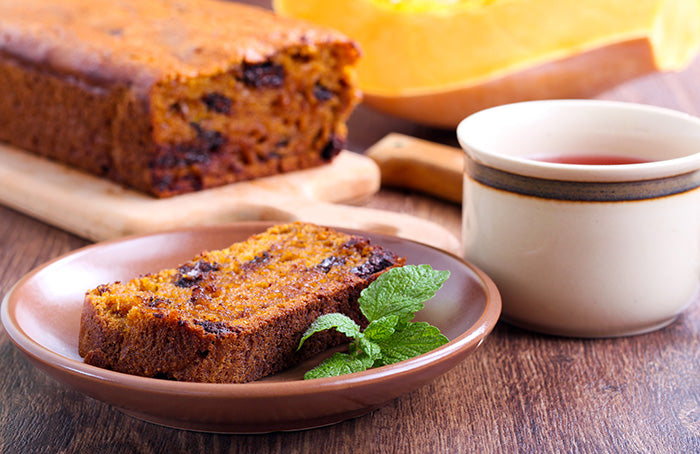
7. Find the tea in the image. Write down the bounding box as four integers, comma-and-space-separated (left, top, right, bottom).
532, 154, 652, 165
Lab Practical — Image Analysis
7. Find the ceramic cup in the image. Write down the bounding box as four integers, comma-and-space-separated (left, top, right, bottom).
457, 100, 700, 337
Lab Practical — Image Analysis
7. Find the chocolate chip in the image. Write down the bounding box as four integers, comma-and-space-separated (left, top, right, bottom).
320, 135, 344, 161
242, 251, 271, 269
194, 319, 234, 336
151, 171, 203, 194
150, 123, 227, 186
168, 102, 184, 114
152, 174, 173, 193
174, 260, 220, 287
201, 92, 232, 114
174, 277, 196, 288
317, 256, 346, 273
351, 250, 398, 278
242, 62, 285, 88
313, 83, 333, 102
152, 140, 214, 170
291, 53, 313, 63
181, 173, 204, 192
157, 144, 208, 167
147, 296, 172, 308
153, 372, 173, 380
190, 123, 226, 153
342, 237, 367, 249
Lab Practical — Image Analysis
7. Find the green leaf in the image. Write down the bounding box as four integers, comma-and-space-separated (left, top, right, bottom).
359, 265, 450, 323
356, 334, 382, 361
303, 352, 374, 380
363, 315, 400, 342
375, 322, 449, 366
301, 264, 452, 380
298, 313, 360, 350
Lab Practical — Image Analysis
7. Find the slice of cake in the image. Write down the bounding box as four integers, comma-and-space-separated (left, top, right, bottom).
78, 223, 405, 383
0, 0, 361, 197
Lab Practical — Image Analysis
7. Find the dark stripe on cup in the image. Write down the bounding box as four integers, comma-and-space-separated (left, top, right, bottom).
465, 158, 700, 202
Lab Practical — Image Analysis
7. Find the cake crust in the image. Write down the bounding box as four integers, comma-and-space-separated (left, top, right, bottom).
0, 0, 352, 97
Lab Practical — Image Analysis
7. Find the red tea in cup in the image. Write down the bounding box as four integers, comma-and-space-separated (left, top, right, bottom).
532, 154, 652, 165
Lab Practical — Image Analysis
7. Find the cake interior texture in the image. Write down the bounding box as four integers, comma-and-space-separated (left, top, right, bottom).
0, 0, 361, 197
78, 223, 405, 383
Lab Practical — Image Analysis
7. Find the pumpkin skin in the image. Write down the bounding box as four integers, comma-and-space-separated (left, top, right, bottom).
273, 0, 700, 128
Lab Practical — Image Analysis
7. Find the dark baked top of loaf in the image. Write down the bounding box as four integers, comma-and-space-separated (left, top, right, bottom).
86, 223, 403, 335
0, 0, 355, 96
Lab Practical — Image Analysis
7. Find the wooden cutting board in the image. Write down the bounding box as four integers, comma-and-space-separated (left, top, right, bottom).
0, 144, 460, 253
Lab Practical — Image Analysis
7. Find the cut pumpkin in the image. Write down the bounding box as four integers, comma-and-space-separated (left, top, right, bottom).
273, 0, 700, 127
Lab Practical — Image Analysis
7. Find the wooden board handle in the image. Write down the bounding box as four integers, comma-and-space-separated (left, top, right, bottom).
365, 133, 464, 203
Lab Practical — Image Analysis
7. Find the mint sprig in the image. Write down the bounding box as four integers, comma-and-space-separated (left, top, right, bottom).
298, 264, 450, 379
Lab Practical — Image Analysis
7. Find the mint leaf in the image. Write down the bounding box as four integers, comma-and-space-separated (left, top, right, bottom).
303, 352, 374, 380
356, 334, 382, 361
299, 265, 451, 380
375, 322, 449, 366
298, 313, 360, 350
359, 265, 450, 323
363, 315, 400, 342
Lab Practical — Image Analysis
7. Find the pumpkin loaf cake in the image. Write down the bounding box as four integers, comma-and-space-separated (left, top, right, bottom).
78, 223, 405, 383
0, 0, 361, 197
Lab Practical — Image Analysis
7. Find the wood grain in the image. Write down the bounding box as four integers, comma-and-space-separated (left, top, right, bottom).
0, 147, 459, 252
366, 133, 464, 203
1, 1, 700, 452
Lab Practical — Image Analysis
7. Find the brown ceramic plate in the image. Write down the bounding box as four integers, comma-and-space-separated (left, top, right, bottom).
1, 222, 501, 433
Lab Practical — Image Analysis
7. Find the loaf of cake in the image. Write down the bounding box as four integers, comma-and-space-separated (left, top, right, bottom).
0, 0, 361, 197
78, 223, 405, 383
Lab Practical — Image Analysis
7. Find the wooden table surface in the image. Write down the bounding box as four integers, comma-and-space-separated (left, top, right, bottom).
2, 3, 700, 452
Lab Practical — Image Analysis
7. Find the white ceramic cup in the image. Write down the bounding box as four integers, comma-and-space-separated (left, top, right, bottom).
457, 100, 700, 337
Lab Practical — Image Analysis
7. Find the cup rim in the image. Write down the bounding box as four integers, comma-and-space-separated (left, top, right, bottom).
456, 100, 700, 183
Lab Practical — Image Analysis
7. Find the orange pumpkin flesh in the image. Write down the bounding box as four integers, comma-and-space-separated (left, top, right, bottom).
273, 0, 700, 127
